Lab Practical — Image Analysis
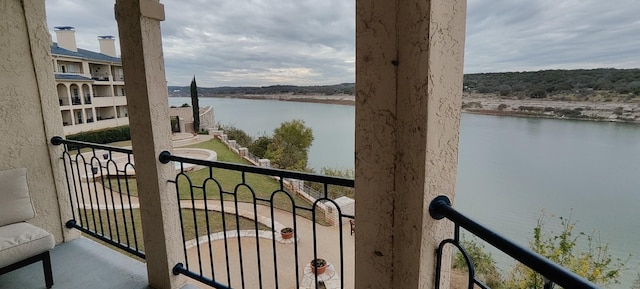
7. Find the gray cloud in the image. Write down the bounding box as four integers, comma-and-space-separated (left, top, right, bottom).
465, 0, 640, 73
46, 0, 639, 86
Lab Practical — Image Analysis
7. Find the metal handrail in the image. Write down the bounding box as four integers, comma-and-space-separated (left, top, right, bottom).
429, 195, 600, 289
159, 150, 354, 187
160, 150, 354, 289
51, 136, 144, 259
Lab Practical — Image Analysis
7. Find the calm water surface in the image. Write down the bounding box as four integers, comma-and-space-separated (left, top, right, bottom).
170, 97, 640, 287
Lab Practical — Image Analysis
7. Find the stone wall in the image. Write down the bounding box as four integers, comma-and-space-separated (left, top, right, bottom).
169, 105, 215, 133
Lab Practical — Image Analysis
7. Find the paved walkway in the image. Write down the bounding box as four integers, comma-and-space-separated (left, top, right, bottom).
71, 134, 355, 289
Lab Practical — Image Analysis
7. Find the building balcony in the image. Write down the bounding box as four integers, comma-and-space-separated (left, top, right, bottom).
5, 137, 595, 289
91, 74, 111, 81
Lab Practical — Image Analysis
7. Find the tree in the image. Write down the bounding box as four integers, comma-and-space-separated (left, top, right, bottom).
190, 76, 200, 132
265, 119, 313, 171
247, 135, 273, 158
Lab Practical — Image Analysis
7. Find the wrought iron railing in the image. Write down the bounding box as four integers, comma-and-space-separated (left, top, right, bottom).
429, 195, 600, 289
51, 137, 144, 259
159, 151, 355, 289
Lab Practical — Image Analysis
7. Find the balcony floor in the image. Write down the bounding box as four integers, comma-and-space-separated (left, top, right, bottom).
0, 237, 198, 289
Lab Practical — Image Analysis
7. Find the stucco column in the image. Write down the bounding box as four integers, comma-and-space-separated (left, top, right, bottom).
355, 0, 466, 288
114, 1, 185, 288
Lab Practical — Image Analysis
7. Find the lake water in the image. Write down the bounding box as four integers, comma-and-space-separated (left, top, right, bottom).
169, 97, 640, 287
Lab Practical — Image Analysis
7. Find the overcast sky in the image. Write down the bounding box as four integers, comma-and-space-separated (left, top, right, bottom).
45, 0, 640, 87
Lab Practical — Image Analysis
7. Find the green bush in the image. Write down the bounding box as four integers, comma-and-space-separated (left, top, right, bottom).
218, 123, 253, 147
67, 125, 130, 144
454, 238, 503, 288
247, 135, 273, 158
506, 213, 627, 288
306, 167, 355, 199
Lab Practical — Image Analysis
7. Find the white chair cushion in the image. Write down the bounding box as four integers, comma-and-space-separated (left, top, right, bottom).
0, 222, 55, 268
0, 168, 36, 227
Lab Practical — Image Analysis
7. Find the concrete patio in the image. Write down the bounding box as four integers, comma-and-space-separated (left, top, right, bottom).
0, 237, 198, 289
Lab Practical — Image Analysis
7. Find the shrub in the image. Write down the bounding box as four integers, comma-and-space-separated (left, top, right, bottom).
454, 238, 503, 288
613, 107, 624, 115
506, 213, 627, 288
306, 167, 355, 199
462, 102, 483, 109
218, 123, 253, 147
247, 135, 273, 158
67, 125, 130, 145
497, 103, 508, 110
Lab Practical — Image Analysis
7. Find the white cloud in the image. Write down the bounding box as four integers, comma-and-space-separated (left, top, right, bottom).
45, 0, 639, 86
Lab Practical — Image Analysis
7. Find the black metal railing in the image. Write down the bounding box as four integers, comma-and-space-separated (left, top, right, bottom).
429, 195, 600, 289
51, 137, 144, 259
159, 151, 354, 289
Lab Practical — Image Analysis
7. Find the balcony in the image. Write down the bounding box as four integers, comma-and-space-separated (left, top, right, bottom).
28, 137, 601, 289
47, 137, 355, 289
0, 237, 150, 288
91, 74, 111, 81
3, 1, 614, 288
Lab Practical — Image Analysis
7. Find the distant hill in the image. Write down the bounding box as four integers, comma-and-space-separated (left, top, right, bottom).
168, 83, 355, 98
463, 68, 640, 98
168, 68, 640, 99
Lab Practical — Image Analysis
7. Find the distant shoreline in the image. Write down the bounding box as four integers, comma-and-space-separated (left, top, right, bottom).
181, 94, 640, 124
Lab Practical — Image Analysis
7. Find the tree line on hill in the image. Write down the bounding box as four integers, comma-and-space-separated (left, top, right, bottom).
464, 68, 640, 98
168, 83, 355, 97
168, 68, 640, 100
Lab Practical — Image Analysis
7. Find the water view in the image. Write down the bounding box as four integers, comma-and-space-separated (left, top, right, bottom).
169, 97, 640, 287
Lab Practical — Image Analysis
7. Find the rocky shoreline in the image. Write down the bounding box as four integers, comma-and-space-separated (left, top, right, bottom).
198, 93, 640, 124
461, 94, 640, 123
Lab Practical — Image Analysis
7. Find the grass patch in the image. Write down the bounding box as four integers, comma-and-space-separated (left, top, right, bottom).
101, 138, 328, 224
179, 138, 326, 223
81, 208, 269, 260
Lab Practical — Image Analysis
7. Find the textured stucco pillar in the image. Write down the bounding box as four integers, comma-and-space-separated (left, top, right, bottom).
115, 1, 185, 288
355, 0, 466, 288
1, 0, 68, 242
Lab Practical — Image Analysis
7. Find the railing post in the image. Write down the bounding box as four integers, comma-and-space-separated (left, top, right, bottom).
355, 0, 466, 288
114, 1, 185, 288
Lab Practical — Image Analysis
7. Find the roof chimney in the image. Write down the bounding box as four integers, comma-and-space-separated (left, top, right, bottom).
54, 26, 77, 52
98, 36, 117, 57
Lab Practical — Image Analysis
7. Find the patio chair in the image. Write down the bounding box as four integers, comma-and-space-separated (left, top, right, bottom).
0, 168, 55, 288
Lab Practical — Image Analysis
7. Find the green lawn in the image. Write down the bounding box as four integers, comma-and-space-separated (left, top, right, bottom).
104, 138, 326, 223
82, 208, 269, 260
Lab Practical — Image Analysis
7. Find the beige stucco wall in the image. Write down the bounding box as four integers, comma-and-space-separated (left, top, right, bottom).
0, 0, 68, 243
355, 0, 466, 288
169, 105, 214, 133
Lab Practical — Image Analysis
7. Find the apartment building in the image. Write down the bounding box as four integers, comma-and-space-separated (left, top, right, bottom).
52, 26, 128, 135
